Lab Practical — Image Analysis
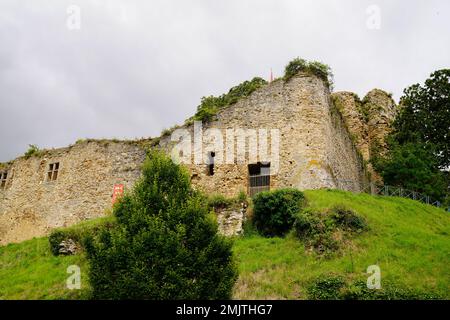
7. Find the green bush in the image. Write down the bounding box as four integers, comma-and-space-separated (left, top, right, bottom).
294, 209, 338, 255
207, 191, 248, 210
48, 217, 116, 256
207, 194, 235, 209
293, 208, 324, 239
294, 206, 367, 255
252, 188, 305, 237
308, 276, 443, 300
84, 150, 237, 299
193, 77, 267, 122
284, 58, 334, 89
23, 144, 42, 159
307, 275, 346, 300
330, 205, 368, 232
49, 230, 77, 256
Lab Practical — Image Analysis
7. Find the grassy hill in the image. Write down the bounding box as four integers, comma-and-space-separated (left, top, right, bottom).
1, 189, 449, 300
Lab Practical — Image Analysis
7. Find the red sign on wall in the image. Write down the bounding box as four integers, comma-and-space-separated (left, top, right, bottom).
112, 184, 124, 204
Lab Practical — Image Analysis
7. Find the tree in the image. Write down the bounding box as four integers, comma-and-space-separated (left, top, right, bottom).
373, 141, 447, 202
84, 150, 237, 299
393, 69, 450, 169
373, 70, 450, 203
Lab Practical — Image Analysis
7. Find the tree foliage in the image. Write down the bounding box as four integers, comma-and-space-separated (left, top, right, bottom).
84, 150, 237, 299
393, 69, 450, 169
374, 70, 450, 203
373, 141, 447, 202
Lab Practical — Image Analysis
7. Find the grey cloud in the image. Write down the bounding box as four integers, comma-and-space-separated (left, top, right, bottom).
1, 0, 449, 161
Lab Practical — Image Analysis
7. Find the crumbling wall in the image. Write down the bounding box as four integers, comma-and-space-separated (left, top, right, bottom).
159, 73, 367, 196
0, 73, 396, 245
0, 141, 146, 245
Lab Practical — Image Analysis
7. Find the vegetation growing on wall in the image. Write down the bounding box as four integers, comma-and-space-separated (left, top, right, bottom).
0, 161, 13, 170
191, 77, 268, 123
206, 191, 247, 210
148, 57, 334, 131
23, 144, 42, 159
283, 58, 334, 90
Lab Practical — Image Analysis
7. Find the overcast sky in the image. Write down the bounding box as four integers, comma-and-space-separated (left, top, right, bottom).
0, 0, 449, 162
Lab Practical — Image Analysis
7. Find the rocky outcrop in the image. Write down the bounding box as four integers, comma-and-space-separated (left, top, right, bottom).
215, 202, 247, 237
331, 89, 397, 182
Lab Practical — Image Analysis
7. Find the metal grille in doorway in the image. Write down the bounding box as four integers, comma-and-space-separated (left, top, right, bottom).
249, 175, 270, 197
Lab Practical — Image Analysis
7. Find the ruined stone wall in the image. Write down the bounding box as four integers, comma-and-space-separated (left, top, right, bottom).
0, 72, 396, 245
0, 141, 146, 244
159, 73, 367, 196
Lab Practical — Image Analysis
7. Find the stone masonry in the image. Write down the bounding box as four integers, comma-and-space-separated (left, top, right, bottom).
0, 72, 397, 244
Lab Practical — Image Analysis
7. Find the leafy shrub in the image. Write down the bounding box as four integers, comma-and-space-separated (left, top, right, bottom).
284, 57, 334, 89
293, 209, 323, 239
23, 144, 42, 159
372, 140, 448, 202
284, 58, 308, 80
207, 191, 248, 210
253, 188, 305, 237
193, 77, 267, 122
49, 230, 77, 256
49, 217, 116, 256
307, 275, 346, 300
330, 205, 368, 232
207, 194, 235, 209
294, 209, 338, 254
237, 190, 247, 204
84, 150, 237, 299
308, 276, 443, 300
241, 219, 259, 238
294, 206, 367, 255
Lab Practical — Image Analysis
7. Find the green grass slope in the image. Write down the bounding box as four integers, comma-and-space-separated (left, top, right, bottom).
233, 190, 449, 299
0, 190, 448, 300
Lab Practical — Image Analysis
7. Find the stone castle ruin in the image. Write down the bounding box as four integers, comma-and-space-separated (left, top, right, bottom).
0, 71, 396, 244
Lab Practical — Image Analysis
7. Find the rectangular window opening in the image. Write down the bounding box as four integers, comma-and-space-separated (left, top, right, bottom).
207, 152, 215, 176
0, 171, 7, 189
248, 162, 271, 197
47, 162, 60, 181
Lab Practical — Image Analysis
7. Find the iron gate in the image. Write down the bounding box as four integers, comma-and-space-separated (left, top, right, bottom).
248, 174, 270, 197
